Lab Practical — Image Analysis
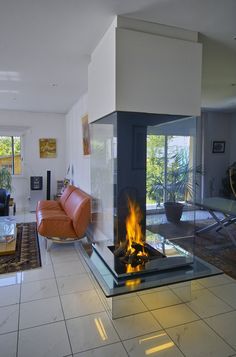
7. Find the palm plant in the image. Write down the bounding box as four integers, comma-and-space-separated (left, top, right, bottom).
150, 152, 203, 222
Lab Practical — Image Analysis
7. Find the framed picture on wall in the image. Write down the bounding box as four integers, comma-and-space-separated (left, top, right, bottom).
39, 138, 57, 158
212, 141, 225, 153
81, 114, 91, 155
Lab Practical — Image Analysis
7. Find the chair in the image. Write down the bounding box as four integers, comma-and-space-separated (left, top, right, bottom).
0, 189, 10, 216
229, 166, 236, 198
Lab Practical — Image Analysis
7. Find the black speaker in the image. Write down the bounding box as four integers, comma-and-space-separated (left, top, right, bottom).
46, 170, 51, 200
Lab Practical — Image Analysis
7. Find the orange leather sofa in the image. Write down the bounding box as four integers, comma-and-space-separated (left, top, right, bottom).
36, 185, 91, 245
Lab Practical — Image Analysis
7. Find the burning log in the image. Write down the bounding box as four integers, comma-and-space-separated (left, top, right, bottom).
113, 240, 127, 257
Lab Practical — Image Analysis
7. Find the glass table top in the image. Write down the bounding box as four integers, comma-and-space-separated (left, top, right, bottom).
0, 217, 16, 242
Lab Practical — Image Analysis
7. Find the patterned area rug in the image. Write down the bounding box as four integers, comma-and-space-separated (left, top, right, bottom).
0, 222, 41, 274
147, 220, 236, 280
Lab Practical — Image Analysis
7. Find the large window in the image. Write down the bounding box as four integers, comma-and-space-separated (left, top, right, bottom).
146, 134, 193, 207
0, 136, 22, 175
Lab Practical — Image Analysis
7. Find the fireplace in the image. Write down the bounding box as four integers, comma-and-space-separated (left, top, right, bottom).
90, 112, 196, 279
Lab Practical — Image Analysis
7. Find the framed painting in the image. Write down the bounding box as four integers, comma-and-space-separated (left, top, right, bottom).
81, 114, 91, 155
39, 138, 57, 158
212, 141, 225, 154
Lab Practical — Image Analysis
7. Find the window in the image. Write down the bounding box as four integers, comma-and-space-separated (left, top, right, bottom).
0, 136, 22, 175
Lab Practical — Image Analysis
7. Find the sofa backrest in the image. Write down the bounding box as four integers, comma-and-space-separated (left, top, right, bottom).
64, 188, 91, 237
60, 185, 77, 208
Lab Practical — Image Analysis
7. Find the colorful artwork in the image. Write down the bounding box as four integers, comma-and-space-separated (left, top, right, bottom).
81, 114, 91, 155
39, 138, 57, 158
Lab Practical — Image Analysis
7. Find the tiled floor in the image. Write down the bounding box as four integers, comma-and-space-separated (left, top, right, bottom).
0, 212, 236, 356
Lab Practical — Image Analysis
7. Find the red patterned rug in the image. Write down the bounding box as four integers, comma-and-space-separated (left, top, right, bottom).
0, 222, 41, 274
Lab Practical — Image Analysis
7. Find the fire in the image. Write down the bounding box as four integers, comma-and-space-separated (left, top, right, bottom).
125, 197, 147, 260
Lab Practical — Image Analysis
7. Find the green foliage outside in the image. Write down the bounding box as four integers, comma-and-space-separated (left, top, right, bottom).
146, 135, 191, 205
0, 136, 21, 156
146, 135, 165, 205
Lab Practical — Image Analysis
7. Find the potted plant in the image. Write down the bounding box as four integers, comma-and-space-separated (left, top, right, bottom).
151, 152, 203, 223
0, 167, 13, 193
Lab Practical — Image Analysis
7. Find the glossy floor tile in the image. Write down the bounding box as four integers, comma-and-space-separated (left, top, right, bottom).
61, 289, 105, 319
151, 303, 199, 329
0, 331, 17, 357
19, 296, 64, 329
56, 273, 94, 295
18, 321, 71, 357
0, 211, 236, 357
0, 304, 19, 334
205, 310, 236, 349
66, 311, 120, 353
123, 331, 184, 357
186, 288, 233, 318
112, 311, 162, 340
166, 320, 235, 357
0, 284, 20, 307
139, 289, 182, 310
20, 278, 58, 302
74, 342, 128, 357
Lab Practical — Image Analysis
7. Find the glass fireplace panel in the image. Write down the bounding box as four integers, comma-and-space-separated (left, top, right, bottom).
90, 113, 117, 243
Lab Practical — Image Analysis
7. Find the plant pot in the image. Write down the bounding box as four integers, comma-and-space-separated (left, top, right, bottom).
164, 201, 184, 223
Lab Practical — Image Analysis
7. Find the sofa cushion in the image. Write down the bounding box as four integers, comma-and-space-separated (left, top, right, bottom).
37, 209, 77, 238
36, 186, 91, 240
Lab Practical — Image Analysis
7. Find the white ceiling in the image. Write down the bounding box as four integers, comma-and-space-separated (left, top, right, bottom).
0, 0, 236, 114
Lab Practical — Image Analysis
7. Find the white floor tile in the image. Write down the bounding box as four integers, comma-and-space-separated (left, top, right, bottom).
53, 260, 86, 278
20, 296, 64, 329
113, 311, 162, 340
166, 320, 234, 357
61, 289, 104, 319
209, 283, 236, 309
0, 284, 20, 307
21, 278, 58, 302
50, 248, 80, 264
0, 304, 19, 334
21, 264, 55, 283
0, 272, 22, 287
198, 274, 235, 288
74, 342, 128, 357
152, 303, 199, 328
139, 289, 182, 310
187, 288, 233, 318
0, 331, 17, 357
123, 331, 184, 357
66, 311, 120, 353
57, 274, 94, 295
205, 310, 236, 349
18, 321, 71, 357
110, 295, 148, 318
170, 280, 203, 291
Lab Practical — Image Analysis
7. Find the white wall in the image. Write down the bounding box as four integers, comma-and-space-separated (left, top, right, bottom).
116, 28, 202, 116
88, 16, 202, 123
0, 110, 66, 211
88, 18, 116, 123
65, 93, 91, 193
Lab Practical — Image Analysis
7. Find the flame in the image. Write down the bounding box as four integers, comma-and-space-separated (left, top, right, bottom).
126, 197, 145, 255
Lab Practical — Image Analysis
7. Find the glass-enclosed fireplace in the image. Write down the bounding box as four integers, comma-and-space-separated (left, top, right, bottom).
89, 112, 197, 279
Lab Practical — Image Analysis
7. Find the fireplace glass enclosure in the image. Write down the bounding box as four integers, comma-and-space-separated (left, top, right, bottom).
90, 112, 197, 279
